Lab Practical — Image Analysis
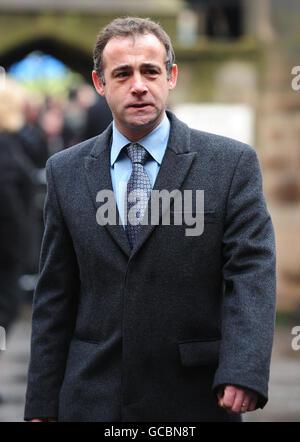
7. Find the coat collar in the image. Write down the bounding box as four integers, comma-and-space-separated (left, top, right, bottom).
89, 110, 191, 158
85, 110, 196, 258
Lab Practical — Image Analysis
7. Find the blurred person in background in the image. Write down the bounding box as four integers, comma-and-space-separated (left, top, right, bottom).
19, 97, 48, 169
0, 78, 36, 345
63, 87, 87, 148
64, 82, 113, 145
82, 93, 112, 140
63, 83, 97, 147
40, 104, 66, 157
18, 97, 48, 291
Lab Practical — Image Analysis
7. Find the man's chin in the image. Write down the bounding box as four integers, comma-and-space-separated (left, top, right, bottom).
126, 113, 162, 131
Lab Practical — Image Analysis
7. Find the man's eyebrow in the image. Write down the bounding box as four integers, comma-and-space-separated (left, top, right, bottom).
111, 65, 131, 75
141, 63, 162, 72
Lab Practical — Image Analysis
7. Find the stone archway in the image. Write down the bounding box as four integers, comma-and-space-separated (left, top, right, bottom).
0, 36, 93, 83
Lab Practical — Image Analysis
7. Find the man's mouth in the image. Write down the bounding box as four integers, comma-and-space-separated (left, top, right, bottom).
128, 103, 152, 108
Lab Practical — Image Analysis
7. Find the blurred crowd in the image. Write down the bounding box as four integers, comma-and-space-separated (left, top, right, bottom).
0, 77, 112, 336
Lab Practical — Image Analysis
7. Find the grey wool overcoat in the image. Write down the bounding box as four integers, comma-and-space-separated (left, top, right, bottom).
24, 111, 276, 422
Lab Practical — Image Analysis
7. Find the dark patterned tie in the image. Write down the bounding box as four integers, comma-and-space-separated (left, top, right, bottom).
125, 143, 151, 248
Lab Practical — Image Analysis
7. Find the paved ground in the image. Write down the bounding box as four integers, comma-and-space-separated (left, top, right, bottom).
0, 306, 299, 422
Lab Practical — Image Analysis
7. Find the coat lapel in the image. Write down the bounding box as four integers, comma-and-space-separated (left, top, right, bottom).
84, 126, 131, 258
130, 111, 197, 257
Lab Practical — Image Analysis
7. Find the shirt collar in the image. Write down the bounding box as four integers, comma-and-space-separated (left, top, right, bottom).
110, 113, 170, 166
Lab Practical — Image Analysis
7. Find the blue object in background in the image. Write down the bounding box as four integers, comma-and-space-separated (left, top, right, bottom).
8, 51, 68, 81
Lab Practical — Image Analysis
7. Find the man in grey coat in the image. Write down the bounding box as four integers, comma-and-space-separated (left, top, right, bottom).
24, 17, 276, 422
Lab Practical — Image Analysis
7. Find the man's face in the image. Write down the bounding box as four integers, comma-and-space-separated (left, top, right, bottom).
92, 33, 177, 141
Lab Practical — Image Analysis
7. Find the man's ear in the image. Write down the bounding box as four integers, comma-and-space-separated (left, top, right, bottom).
92, 70, 105, 96
168, 64, 178, 91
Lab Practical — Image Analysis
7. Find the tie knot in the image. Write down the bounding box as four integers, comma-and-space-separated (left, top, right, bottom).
125, 143, 149, 166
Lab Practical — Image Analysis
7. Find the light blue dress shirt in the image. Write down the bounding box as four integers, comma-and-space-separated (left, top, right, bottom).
110, 113, 170, 226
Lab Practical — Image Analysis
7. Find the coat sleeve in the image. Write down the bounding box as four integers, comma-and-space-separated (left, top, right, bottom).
24, 157, 80, 420
212, 146, 276, 409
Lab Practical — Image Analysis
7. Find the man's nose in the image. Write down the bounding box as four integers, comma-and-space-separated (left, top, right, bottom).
131, 73, 147, 95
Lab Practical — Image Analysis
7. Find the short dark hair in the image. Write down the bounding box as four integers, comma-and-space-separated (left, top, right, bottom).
93, 17, 175, 84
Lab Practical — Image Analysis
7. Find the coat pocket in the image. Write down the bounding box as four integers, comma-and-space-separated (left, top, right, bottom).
178, 338, 221, 367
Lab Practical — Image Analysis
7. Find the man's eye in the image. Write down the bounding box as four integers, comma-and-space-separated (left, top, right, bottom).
145, 70, 158, 76
116, 72, 129, 78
